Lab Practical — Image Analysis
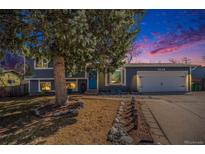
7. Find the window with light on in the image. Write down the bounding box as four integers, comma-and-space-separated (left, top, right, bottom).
40, 82, 51, 91
66, 82, 77, 91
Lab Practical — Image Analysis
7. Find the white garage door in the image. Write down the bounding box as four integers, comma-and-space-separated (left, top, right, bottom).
137, 71, 188, 92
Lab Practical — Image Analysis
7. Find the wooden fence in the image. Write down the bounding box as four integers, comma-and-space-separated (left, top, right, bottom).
0, 83, 29, 98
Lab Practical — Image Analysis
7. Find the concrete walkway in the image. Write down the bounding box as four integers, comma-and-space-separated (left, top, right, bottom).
139, 92, 205, 145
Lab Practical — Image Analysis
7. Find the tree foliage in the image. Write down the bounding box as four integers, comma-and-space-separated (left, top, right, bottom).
0, 10, 144, 72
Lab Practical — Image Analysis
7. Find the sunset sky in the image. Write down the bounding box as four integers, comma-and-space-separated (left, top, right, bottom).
131, 9, 205, 66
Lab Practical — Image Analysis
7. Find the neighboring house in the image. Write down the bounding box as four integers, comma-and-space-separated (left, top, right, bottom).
25, 57, 192, 94
191, 66, 205, 91
0, 70, 21, 87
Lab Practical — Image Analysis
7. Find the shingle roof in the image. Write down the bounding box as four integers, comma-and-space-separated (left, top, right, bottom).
124, 63, 191, 67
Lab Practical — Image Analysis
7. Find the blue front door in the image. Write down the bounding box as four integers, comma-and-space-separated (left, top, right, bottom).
88, 71, 97, 89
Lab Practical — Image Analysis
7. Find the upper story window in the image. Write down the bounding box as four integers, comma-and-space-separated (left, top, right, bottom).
109, 68, 124, 85
34, 58, 49, 69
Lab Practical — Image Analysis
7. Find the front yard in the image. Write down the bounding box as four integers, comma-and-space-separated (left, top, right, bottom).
0, 95, 120, 144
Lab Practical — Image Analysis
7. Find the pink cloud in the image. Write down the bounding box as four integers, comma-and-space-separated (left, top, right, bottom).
148, 24, 205, 56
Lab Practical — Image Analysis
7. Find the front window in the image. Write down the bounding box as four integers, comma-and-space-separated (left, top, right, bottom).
109, 69, 123, 85
40, 82, 51, 91
35, 58, 49, 69
66, 81, 77, 91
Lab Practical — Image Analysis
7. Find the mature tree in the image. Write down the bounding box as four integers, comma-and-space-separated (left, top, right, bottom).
126, 46, 143, 63
0, 10, 144, 105
168, 58, 177, 64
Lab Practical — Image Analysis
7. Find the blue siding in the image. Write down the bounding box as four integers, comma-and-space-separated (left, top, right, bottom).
30, 80, 39, 93
25, 58, 85, 79
26, 58, 54, 78
29, 79, 87, 94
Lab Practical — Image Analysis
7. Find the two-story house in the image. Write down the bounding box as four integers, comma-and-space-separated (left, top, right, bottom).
24, 57, 192, 95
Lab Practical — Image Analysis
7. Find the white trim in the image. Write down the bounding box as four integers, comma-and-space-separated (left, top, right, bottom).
107, 68, 124, 86
28, 80, 30, 93
105, 68, 108, 86
85, 66, 88, 78
97, 71, 99, 91
124, 68, 126, 86
38, 80, 40, 92
34, 58, 53, 70
23, 56, 26, 75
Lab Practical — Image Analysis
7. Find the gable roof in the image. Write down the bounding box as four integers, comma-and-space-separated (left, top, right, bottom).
1, 69, 22, 76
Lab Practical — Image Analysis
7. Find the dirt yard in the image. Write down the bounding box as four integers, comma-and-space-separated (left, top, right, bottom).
0, 95, 120, 145
44, 97, 119, 144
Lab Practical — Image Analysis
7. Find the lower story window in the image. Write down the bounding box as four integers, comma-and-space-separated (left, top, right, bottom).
109, 69, 123, 85
66, 81, 77, 91
40, 82, 51, 91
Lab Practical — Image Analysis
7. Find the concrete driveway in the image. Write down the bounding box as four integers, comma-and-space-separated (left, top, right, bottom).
139, 92, 205, 145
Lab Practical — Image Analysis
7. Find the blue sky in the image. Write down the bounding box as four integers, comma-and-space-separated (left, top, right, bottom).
130, 9, 205, 65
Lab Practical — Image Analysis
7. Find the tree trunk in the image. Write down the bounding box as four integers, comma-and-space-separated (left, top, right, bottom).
53, 56, 67, 106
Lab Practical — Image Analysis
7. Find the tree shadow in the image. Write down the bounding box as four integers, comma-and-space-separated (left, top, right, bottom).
0, 113, 77, 144
0, 97, 79, 145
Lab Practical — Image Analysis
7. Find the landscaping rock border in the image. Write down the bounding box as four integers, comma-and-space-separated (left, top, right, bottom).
107, 97, 137, 144
107, 96, 153, 145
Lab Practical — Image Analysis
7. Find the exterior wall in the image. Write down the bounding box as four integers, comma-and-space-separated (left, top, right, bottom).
29, 79, 87, 94
27, 58, 192, 94
99, 66, 191, 93
26, 58, 88, 94
26, 58, 54, 78
25, 58, 86, 79
78, 79, 87, 92
29, 80, 39, 94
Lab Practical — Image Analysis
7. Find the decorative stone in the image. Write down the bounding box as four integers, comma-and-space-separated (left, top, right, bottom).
119, 135, 133, 145
67, 109, 79, 115
76, 101, 84, 108
107, 97, 141, 144
110, 126, 118, 134
107, 126, 118, 142
53, 111, 66, 116
113, 122, 121, 129
115, 114, 121, 120
114, 118, 120, 123
32, 109, 41, 117
118, 127, 127, 136
120, 102, 125, 106
53, 109, 78, 117
107, 130, 114, 141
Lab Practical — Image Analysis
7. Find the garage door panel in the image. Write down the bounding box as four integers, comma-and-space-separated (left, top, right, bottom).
138, 71, 187, 92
